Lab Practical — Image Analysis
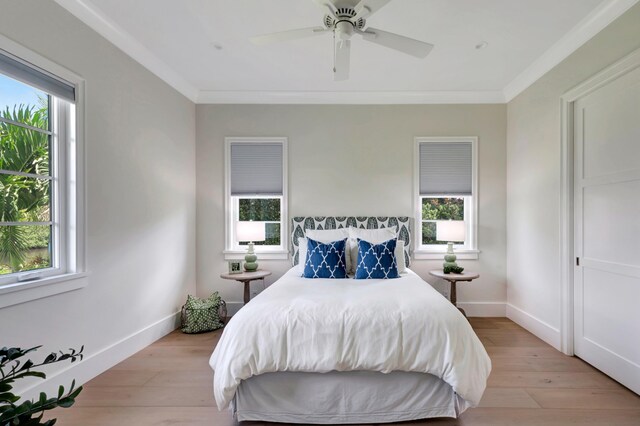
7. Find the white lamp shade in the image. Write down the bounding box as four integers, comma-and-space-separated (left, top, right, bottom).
236, 221, 266, 242
436, 220, 466, 242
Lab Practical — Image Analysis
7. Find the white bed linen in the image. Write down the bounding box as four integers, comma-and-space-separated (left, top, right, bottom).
210, 268, 491, 410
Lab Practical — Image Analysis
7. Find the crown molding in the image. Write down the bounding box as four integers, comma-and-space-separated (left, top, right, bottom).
54, 0, 638, 105
53, 0, 199, 102
503, 0, 640, 102
196, 90, 506, 104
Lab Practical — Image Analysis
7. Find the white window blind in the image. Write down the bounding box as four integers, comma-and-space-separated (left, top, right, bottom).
419, 141, 473, 196
0, 49, 75, 102
230, 143, 283, 195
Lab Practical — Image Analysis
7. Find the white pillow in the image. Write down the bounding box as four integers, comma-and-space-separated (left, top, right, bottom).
348, 226, 406, 274
302, 228, 351, 274
394, 239, 407, 274
296, 237, 308, 275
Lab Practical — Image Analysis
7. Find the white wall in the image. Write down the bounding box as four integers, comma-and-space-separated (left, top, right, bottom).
506, 3, 640, 349
196, 104, 507, 316
0, 0, 196, 394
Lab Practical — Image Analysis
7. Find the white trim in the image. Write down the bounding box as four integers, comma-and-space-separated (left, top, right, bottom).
19, 311, 180, 400
458, 302, 506, 317
0, 35, 86, 292
506, 303, 561, 350
413, 137, 479, 255
227, 300, 506, 318
0, 273, 87, 309
0, 34, 84, 89
413, 249, 479, 260
226, 302, 244, 317
223, 250, 289, 261
49, 0, 638, 105
559, 46, 640, 356
52, 0, 198, 102
503, 0, 640, 102
224, 137, 288, 255
197, 90, 506, 105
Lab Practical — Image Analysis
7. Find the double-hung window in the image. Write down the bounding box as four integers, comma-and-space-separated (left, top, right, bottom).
0, 41, 84, 293
414, 137, 478, 259
224, 137, 288, 259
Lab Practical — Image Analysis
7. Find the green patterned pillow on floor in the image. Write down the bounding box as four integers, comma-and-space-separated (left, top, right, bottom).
181, 292, 225, 334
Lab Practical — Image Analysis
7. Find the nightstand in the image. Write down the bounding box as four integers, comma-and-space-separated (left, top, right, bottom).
220, 269, 272, 305
428, 270, 479, 317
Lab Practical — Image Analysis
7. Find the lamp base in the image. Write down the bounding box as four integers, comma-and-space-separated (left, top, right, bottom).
443, 242, 464, 274
244, 242, 258, 272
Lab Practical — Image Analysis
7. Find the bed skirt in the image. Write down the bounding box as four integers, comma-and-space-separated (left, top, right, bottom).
232, 370, 470, 424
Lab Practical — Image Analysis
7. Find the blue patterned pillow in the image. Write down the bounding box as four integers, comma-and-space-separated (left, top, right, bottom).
355, 238, 399, 279
303, 238, 348, 279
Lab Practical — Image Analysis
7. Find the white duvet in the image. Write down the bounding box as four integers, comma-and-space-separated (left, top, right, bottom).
210, 268, 491, 410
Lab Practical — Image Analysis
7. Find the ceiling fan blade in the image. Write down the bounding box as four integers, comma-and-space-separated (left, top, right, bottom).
360, 27, 433, 58
353, 0, 391, 21
250, 27, 329, 46
333, 40, 351, 81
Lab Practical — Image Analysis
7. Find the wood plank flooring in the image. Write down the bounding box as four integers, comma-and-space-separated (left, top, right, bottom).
45, 317, 640, 425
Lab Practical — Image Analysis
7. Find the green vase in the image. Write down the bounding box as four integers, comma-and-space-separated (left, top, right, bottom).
244, 242, 259, 271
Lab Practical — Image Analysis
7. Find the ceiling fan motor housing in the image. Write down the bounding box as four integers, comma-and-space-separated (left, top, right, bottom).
323, 7, 366, 33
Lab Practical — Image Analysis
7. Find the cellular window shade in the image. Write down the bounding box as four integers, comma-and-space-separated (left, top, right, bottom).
230, 143, 283, 195
419, 142, 473, 196
0, 49, 75, 102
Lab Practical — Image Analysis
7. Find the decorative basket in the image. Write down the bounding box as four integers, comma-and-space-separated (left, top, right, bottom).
180, 292, 227, 334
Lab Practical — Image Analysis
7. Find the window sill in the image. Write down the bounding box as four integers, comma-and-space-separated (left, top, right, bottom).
413, 249, 480, 260
0, 272, 88, 309
223, 250, 289, 261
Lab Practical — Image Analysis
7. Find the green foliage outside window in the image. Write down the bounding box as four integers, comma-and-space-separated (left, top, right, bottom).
421, 197, 464, 245
238, 198, 281, 246
0, 101, 52, 274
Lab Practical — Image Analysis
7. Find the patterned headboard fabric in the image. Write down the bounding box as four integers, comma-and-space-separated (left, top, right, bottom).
291, 217, 411, 267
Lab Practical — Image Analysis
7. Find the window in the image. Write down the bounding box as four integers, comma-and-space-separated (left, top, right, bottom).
0, 41, 84, 292
414, 137, 478, 259
224, 137, 288, 259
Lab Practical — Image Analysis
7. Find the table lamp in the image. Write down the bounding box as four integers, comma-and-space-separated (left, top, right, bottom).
236, 221, 266, 272
436, 220, 466, 273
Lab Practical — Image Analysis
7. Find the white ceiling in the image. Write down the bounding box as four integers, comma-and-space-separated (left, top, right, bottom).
54, 0, 638, 103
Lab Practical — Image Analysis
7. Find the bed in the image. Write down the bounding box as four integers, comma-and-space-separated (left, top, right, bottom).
210, 217, 491, 424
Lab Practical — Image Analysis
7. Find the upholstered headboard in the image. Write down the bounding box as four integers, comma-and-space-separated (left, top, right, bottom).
291, 217, 411, 267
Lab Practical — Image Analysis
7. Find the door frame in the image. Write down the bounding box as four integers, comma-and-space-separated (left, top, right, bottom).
559, 47, 640, 356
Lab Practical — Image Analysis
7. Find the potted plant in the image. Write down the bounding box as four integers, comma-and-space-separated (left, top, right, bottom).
1, 345, 84, 425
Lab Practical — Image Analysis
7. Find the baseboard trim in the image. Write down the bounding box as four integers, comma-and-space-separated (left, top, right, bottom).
458, 302, 506, 317
506, 303, 561, 350
20, 311, 180, 400
228, 301, 506, 318
226, 301, 244, 317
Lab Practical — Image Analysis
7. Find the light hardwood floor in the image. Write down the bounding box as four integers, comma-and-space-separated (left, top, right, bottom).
46, 317, 640, 425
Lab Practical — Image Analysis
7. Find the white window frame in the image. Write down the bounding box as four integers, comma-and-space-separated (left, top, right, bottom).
223, 137, 288, 260
413, 136, 479, 260
0, 35, 86, 308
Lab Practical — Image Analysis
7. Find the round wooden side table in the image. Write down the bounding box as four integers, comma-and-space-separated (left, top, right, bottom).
428, 270, 479, 317
220, 269, 271, 305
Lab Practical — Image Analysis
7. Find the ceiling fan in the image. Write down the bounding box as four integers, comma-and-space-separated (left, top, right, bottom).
250, 0, 434, 81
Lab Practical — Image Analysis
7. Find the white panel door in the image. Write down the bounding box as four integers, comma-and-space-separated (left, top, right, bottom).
574, 64, 640, 394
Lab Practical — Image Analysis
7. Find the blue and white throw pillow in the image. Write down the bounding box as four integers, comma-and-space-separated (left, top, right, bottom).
355, 238, 399, 279
303, 238, 348, 279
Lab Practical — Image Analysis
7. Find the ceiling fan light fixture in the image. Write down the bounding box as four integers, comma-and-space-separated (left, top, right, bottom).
336, 20, 355, 40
